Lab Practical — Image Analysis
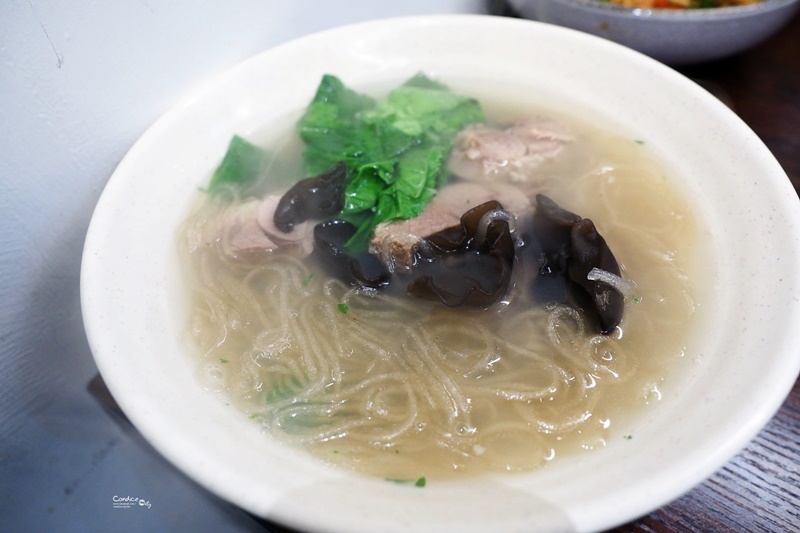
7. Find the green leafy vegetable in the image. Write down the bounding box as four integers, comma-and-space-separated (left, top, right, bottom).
264, 375, 303, 404
298, 73, 485, 250
207, 135, 269, 197
337, 303, 349, 314
402, 72, 449, 91
385, 476, 427, 487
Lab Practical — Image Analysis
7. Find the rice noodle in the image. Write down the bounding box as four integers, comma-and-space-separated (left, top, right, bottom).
176, 102, 703, 480
473, 208, 520, 247
587, 267, 635, 297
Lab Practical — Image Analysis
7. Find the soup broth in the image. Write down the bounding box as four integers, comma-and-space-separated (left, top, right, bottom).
178, 83, 706, 479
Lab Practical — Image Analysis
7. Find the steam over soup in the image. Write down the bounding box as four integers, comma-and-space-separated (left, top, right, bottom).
178, 75, 706, 480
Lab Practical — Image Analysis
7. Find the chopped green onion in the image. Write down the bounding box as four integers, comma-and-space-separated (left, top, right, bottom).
302, 273, 315, 286
338, 303, 349, 314
624, 434, 633, 440
219, 358, 229, 364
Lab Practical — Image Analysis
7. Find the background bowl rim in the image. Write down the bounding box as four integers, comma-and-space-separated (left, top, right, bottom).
521, 0, 800, 19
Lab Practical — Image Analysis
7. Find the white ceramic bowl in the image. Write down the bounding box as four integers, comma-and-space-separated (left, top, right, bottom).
508, 0, 800, 64
81, 15, 800, 533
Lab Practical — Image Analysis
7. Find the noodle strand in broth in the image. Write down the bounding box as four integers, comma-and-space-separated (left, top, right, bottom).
178, 88, 705, 479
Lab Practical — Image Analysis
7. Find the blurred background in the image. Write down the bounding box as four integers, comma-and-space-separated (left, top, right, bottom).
1, 1, 797, 532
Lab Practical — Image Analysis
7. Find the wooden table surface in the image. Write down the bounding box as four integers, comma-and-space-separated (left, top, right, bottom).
610, 12, 800, 533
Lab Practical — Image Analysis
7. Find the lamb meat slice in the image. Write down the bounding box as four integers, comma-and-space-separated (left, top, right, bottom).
187, 196, 314, 261
369, 181, 531, 272
189, 199, 278, 260
448, 117, 573, 185
228, 219, 277, 258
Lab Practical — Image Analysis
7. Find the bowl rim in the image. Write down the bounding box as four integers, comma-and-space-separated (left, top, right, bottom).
81, 13, 800, 533
534, 0, 800, 19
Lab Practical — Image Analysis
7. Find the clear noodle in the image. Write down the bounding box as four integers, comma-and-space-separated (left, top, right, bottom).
177, 99, 705, 480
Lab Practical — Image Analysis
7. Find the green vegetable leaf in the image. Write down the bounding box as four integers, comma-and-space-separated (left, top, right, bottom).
297, 73, 485, 252
392, 145, 446, 201
207, 135, 268, 197
265, 375, 303, 404
298, 74, 378, 176
343, 168, 390, 214
401, 72, 449, 91
384, 476, 427, 488
337, 303, 349, 314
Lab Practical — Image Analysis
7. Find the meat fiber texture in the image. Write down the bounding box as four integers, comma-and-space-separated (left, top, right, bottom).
192, 196, 313, 260
369, 182, 531, 272
448, 117, 572, 185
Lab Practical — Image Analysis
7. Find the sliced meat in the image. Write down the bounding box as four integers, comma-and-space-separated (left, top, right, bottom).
214, 200, 278, 259
369, 181, 531, 272
190, 195, 314, 261
448, 117, 572, 185
228, 220, 274, 258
